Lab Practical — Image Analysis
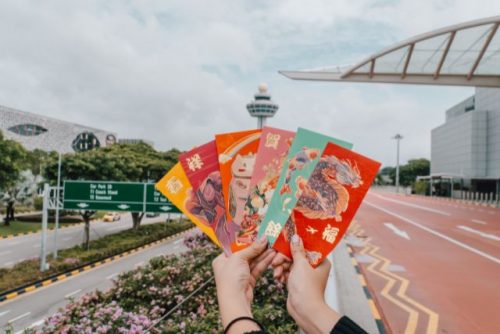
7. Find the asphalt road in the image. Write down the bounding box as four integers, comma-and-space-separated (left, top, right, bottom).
0, 213, 181, 268
0, 231, 189, 333
348, 190, 500, 334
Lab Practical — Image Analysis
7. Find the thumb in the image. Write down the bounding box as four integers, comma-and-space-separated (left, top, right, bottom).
290, 234, 307, 263
238, 236, 268, 261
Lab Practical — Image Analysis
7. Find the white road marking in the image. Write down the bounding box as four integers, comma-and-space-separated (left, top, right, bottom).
174, 238, 184, 245
372, 193, 451, 216
8, 241, 21, 246
365, 201, 500, 264
384, 222, 410, 240
457, 225, 500, 242
0, 310, 11, 317
64, 289, 82, 298
0, 250, 12, 256
106, 272, 119, 280
28, 319, 45, 328
471, 219, 487, 225
8, 312, 31, 323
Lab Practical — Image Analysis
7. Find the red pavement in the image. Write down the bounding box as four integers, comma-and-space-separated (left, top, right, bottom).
349, 190, 500, 334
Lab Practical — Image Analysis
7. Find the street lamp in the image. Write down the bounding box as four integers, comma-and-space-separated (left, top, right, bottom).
392, 134, 403, 194
246, 83, 279, 129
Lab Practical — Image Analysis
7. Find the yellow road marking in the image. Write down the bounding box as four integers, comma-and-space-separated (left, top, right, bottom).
366, 244, 419, 334
372, 246, 439, 334
368, 299, 381, 319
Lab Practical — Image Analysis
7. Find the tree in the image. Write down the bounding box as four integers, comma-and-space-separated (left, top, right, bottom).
0, 131, 27, 191
0, 131, 28, 225
386, 158, 430, 187
44, 143, 178, 249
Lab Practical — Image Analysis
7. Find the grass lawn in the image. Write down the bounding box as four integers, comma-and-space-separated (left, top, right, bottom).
0, 220, 76, 237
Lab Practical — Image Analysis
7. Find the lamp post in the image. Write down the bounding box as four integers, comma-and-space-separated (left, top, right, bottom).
246, 83, 279, 129
393, 134, 403, 194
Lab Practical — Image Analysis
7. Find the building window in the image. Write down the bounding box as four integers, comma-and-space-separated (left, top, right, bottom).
8, 123, 48, 136
105, 134, 117, 146
72, 132, 101, 152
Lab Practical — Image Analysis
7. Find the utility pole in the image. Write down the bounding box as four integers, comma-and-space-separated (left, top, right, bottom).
53, 152, 62, 258
393, 134, 403, 194
40, 183, 49, 272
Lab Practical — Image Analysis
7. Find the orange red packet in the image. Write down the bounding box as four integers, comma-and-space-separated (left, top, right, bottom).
215, 129, 262, 252
155, 163, 220, 247
273, 141, 381, 267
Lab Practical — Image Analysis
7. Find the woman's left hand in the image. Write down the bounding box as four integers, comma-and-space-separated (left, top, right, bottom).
212, 237, 275, 329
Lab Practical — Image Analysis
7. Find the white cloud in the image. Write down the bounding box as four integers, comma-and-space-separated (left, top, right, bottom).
0, 0, 498, 167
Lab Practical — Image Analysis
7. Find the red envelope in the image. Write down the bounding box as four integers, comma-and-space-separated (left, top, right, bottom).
273, 142, 381, 267
179, 141, 234, 254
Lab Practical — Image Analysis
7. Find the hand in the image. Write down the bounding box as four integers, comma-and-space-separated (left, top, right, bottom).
212, 237, 275, 333
286, 235, 340, 334
271, 252, 291, 283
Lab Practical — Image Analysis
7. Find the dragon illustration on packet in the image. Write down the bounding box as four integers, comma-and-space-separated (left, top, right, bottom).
257, 128, 353, 246
273, 141, 381, 267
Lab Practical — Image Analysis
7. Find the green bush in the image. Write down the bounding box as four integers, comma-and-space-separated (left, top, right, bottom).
34, 196, 43, 211
412, 180, 428, 195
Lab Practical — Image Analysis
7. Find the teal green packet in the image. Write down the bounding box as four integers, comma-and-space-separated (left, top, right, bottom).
257, 128, 353, 246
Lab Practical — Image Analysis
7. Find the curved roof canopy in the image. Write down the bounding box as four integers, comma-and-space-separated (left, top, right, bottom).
280, 16, 500, 87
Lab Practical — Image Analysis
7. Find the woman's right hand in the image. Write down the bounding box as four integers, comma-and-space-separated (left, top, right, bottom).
286, 235, 340, 334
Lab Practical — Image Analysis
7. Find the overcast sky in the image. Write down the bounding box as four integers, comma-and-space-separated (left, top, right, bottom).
0, 0, 499, 166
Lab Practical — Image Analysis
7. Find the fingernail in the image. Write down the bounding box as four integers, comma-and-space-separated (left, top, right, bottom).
291, 234, 300, 245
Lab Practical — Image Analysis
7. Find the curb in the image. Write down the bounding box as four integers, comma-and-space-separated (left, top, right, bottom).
347, 245, 389, 334
1, 222, 86, 239
408, 194, 498, 208
0, 227, 195, 304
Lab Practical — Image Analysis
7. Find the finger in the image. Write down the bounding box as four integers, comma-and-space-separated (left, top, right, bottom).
211, 253, 226, 272
238, 236, 268, 262
290, 234, 307, 263
271, 253, 291, 267
273, 265, 283, 279
250, 249, 275, 280
281, 261, 291, 271
250, 248, 274, 271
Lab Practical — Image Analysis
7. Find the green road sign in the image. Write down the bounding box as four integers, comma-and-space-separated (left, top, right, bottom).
63, 181, 180, 213
145, 184, 179, 213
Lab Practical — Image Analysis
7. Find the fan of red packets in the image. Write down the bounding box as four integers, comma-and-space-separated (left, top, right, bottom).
156, 127, 380, 267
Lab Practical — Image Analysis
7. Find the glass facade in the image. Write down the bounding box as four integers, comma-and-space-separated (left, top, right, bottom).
8, 123, 48, 136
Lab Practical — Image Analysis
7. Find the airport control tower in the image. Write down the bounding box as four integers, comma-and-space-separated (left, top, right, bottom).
246, 83, 279, 129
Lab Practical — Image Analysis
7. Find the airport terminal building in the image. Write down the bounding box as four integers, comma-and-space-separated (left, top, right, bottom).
0, 104, 117, 153
430, 88, 500, 197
